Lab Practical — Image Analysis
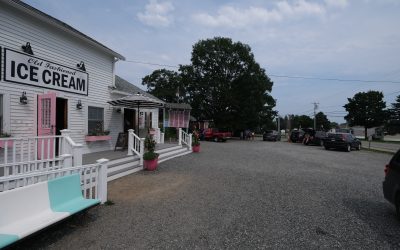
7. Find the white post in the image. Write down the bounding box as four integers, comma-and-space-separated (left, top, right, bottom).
189, 133, 193, 151
160, 132, 165, 144
60, 129, 83, 167
60, 129, 71, 154
155, 128, 161, 143
178, 128, 182, 146
96, 158, 109, 204
72, 145, 83, 167
139, 138, 144, 166
127, 129, 134, 156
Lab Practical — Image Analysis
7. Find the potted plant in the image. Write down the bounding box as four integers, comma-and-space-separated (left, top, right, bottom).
143, 135, 159, 171
192, 131, 200, 152
0, 132, 12, 148
85, 122, 112, 142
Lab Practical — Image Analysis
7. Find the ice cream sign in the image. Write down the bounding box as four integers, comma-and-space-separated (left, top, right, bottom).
4, 48, 88, 96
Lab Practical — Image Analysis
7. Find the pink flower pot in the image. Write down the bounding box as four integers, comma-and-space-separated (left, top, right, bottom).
192, 145, 200, 152
144, 158, 158, 171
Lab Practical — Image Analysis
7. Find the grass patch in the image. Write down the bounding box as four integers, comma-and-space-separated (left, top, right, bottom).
360, 139, 400, 144
361, 147, 395, 155
104, 200, 115, 206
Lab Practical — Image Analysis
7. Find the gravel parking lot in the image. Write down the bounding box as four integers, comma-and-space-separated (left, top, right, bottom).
15, 140, 400, 249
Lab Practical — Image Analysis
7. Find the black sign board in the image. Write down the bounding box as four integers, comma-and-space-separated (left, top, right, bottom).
114, 132, 128, 151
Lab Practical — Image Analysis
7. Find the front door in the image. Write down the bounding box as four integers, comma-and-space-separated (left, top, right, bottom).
124, 109, 136, 132
38, 92, 56, 159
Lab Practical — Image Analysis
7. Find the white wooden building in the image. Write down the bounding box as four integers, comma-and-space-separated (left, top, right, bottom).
0, 0, 161, 154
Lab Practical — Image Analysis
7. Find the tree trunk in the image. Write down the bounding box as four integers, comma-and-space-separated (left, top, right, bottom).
364, 127, 368, 140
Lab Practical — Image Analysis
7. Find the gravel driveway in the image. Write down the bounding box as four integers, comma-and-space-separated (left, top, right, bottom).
15, 140, 400, 249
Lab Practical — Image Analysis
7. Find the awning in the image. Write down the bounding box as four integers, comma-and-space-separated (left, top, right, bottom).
108, 93, 164, 109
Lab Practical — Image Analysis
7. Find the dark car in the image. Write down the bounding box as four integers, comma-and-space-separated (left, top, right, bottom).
303, 129, 327, 146
383, 149, 400, 218
263, 130, 280, 141
323, 133, 361, 152
290, 130, 304, 143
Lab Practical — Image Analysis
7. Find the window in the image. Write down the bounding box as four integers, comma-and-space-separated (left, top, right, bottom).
0, 94, 3, 134
88, 106, 104, 135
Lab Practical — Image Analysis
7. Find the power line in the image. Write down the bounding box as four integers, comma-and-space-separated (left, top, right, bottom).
121, 59, 400, 83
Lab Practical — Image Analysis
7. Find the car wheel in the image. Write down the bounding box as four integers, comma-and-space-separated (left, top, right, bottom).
214, 137, 218, 142
346, 144, 351, 152
324, 146, 329, 150
356, 143, 361, 150
320, 141, 324, 146
396, 193, 400, 219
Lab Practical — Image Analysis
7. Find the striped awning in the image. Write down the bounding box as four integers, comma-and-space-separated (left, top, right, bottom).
107, 93, 164, 108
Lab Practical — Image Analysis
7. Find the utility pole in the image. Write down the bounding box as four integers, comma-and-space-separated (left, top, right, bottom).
312, 102, 319, 130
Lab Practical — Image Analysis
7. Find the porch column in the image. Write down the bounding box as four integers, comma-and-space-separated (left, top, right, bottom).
178, 128, 182, 146
127, 129, 134, 156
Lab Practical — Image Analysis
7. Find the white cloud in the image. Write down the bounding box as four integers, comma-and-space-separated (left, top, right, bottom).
193, 6, 282, 28
137, 0, 174, 27
193, 0, 327, 28
324, 0, 348, 8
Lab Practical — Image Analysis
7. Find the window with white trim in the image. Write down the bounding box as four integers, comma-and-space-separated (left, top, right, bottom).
88, 106, 104, 135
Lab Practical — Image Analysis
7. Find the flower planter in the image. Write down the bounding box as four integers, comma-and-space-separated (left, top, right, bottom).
144, 157, 158, 171
192, 145, 200, 152
0, 140, 13, 148
85, 135, 112, 142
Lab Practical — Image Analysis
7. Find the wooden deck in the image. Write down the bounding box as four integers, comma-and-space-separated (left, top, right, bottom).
82, 143, 180, 164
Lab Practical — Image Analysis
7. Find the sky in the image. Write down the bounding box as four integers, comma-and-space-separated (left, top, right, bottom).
25, 0, 400, 123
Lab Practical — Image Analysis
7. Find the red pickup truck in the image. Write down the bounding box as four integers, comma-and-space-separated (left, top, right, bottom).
203, 128, 232, 142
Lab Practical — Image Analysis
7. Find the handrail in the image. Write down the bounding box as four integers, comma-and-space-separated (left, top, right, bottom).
127, 129, 144, 166
179, 128, 192, 150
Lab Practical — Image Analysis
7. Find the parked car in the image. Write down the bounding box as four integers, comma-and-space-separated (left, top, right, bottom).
383, 149, 400, 218
263, 130, 280, 141
323, 133, 361, 152
302, 129, 327, 146
290, 129, 304, 143
203, 128, 232, 142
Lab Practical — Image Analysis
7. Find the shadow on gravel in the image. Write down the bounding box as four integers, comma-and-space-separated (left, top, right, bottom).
342, 198, 400, 247
11, 208, 99, 249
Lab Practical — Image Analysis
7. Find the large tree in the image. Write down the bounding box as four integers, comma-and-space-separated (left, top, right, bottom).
386, 95, 400, 134
292, 115, 313, 129
315, 112, 331, 131
344, 91, 387, 139
180, 37, 275, 130
142, 69, 183, 103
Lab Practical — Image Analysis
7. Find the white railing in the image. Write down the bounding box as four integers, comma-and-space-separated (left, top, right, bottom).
127, 129, 144, 166
0, 135, 67, 177
0, 158, 109, 203
60, 129, 83, 167
179, 128, 192, 151
0, 130, 83, 178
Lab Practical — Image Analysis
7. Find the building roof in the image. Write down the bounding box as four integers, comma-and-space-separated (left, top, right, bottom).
114, 75, 164, 103
165, 103, 192, 110
6, 0, 125, 60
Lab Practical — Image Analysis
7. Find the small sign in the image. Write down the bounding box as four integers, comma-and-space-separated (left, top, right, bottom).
115, 132, 128, 151
4, 48, 88, 96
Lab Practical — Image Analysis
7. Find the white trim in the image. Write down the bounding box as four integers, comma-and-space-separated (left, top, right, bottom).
0, 92, 11, 134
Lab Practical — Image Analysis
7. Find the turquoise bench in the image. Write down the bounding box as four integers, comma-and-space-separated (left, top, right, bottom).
0, 174, 100, 248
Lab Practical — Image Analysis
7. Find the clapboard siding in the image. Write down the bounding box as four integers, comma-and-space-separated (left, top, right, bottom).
0, 2, 124, 154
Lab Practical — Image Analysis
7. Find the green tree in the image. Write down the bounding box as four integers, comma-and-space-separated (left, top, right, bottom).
142, 69, 183, 103
389, 95, 400, 120
344, 91, 387, 139
330, 122, 339, 129
315, 112, 331, 131
180, 37, 275, 131
292, 115, 313, 129
386, 95, 400, 134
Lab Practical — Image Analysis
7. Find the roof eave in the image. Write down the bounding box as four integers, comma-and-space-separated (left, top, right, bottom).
6, 0, 125, 60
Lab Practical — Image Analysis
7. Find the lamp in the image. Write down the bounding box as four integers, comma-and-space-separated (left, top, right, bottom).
76, 61, 86, 71
21, 42, 34, 55
76, 100, 83, 109
20, 92, 28, 104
